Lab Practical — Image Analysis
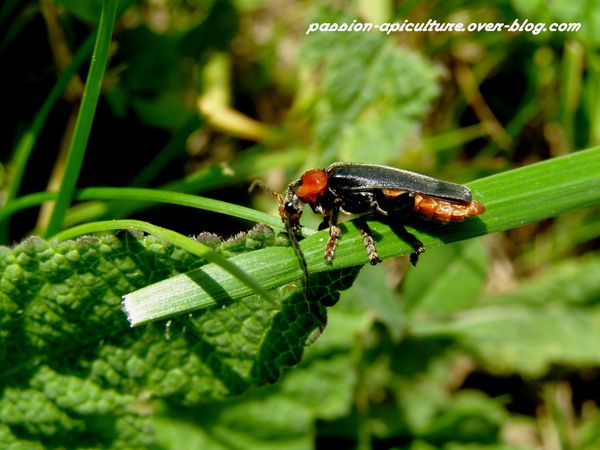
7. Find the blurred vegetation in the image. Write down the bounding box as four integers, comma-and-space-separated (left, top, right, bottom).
1, 0, 600, 449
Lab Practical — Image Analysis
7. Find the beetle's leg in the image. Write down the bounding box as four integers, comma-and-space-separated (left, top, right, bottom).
357, 216, 382, 265
324, 201, 342, 264
377, 193, 424, 265
404, 194, 425, 265
359, 191, 390, 217
370, 201, 389, 216
318, 215, 330, 231
397, 225, 424, 266
408, 242, 425, 266
384, 212, 425, 266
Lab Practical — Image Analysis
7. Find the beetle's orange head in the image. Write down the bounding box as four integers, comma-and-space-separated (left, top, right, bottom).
293, 169, 328, 204
279, 169, 328, 232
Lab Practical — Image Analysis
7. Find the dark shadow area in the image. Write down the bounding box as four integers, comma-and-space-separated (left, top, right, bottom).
399, 214, 488, 246
186, 267, 236, 308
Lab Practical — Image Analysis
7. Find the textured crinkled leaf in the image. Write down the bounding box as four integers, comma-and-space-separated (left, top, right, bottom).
0, 229, 360, 447
152, 306, 372, 450
300, 6, 440, 163
157, 394, 312, 450
0, 422, 44, 450
277, 308, 371, 421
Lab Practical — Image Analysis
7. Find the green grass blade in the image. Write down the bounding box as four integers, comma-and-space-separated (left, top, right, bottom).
74, 187, 289, 231
0, 187, 300, 234
0, 192, 56, 224
44, 0, 118, 237
50, 219, 275, 310
122, 246, 303, 326
122, 147, 600, 325
63, 146, 307, 225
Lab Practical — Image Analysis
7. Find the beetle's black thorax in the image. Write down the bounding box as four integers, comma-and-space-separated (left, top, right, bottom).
310, 165, 415, 216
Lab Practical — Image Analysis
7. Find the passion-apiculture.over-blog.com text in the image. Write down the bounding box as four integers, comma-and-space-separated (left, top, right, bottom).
305, 18, 581, 36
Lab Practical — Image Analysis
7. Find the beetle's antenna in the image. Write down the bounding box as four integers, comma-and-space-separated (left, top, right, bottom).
250, 180, 311, 294
248, 180, 277, 196
282, 217, 311, 294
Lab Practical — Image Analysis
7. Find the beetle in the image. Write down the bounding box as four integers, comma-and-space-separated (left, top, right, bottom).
278, 162, 485, 267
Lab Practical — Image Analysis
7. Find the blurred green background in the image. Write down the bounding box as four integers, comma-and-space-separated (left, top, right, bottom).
2, 0, 600, 449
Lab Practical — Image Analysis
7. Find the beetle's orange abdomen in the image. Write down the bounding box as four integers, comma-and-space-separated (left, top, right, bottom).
414, 193, 485, 223
295, 169, 328, 203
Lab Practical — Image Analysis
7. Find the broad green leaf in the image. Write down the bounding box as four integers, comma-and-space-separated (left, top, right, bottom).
0, 230, 360, 447
152, 306, 372, 450
154, 395, 312, 450
300, 6, 440, 163
341, 263, 406, 341
510, 0, 600, 46
417, 390, 507, 443
278, 307, 373, 420
403, 240, 489, 318
411, 254, 600, 376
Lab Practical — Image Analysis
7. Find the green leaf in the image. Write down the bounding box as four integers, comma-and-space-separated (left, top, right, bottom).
278, 306, 373, 420
154, 395, 312, 450
418, 390, 507, 443
340, 263, 406, 341
0, 230, 361, 446
152, 306, 372, 450
51, 219, 278, 311
300, 6, 440, 163
404, 240, 489, 318
411, 254, 600, 376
